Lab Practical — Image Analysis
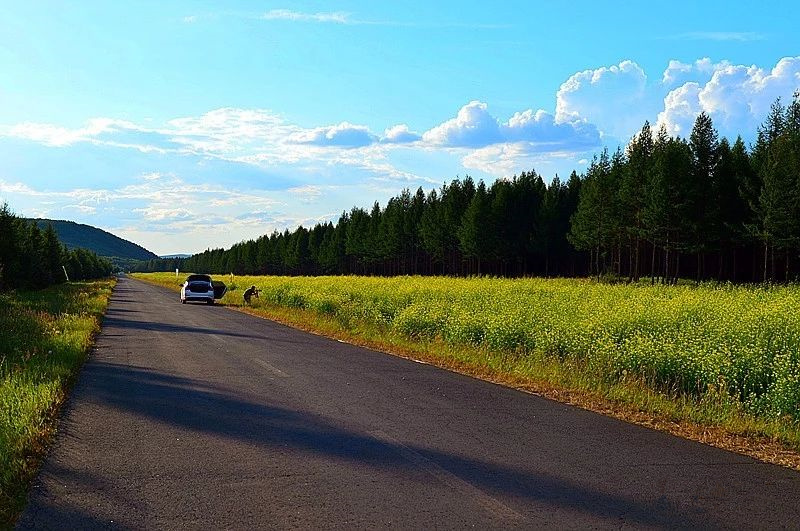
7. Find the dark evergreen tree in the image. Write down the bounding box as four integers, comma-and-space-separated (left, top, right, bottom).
458, 181, 492, 274
621, 121, 654, 280
688, 112, 721, 279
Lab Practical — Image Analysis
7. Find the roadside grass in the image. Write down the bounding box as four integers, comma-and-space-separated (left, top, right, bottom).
134, 272, 800, 469
0, 280, 114, 527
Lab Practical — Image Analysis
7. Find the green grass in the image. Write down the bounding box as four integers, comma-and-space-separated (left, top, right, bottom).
135, 272, 800, 462
0, 280, 114, 527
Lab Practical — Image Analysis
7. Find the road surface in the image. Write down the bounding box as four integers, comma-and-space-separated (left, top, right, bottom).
17, 276, 800, 529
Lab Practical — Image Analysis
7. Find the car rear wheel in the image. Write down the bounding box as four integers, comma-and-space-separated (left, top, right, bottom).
207, 299, 214, 305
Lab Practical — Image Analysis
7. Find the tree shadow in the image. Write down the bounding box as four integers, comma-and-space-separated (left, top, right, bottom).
55, 361, 714, 528
104, 307, 139, 314
99, 315, 289, 342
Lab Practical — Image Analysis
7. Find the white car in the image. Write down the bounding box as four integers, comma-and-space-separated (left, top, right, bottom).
180, 274, 220, 305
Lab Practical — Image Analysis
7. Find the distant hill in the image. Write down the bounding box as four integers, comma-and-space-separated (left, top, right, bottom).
160, 254, 192, 259
29, 219, 159, 264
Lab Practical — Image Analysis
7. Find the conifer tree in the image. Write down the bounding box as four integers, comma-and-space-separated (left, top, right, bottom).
621, 121, 654, 279
42, 223, 65, 285
688, 112, 720, 279
458, 181, 492, 274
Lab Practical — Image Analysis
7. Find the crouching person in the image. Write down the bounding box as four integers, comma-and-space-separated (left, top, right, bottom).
243, 285, 260, 305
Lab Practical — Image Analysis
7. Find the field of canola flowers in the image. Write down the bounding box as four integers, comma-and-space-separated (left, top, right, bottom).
138, 273, 800, 423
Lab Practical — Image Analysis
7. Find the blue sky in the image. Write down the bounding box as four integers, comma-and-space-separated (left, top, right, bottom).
1, 1, 799, 254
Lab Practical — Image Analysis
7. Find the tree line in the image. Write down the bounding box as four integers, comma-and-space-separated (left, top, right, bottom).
134, 92, 800, 283
135, 172, 583, 278
0, 203, 113, 291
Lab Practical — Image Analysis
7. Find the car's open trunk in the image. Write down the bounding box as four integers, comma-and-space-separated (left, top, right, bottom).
212, 281, 227, 299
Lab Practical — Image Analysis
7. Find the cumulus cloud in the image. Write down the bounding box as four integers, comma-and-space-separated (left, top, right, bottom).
657, 56, 800, 135
550, 56, 800, 140
662, 60, 693, 85
422, 100, 600, 152
290, 122, 378, 148
381, 124, 421, 144
422, 101, 503, 147
657, 82, 702, 135
555, 60, 654, 138
662, 58, 731, 85
502, 109, 600, 150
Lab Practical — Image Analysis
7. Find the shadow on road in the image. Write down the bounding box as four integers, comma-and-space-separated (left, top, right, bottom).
100, 315, 271, 341
68, 361, 710, 528
18, 462, 145, 530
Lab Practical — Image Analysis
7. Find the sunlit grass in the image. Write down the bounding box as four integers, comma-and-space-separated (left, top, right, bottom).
0, 280, 114, 526
135, 272, 800, 457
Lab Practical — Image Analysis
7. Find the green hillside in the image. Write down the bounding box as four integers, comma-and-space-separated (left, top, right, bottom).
29, 219, 158, 263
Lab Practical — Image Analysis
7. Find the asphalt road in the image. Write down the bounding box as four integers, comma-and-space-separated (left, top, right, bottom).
17, 276, 800, 529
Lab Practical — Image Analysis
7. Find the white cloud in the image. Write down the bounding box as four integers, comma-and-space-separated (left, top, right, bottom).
657, 82, 702, 135
381, 124, 421, 144
0, 181, 38, 195
422, 101, 600, 152
2, 100, 596, 180
461, 143, 589, 178
555, 60, 653, 138
2, 174, 280, 213
502, 109, 600, 149
462, 143, 533, 176
261, 10, 349, 24
165, 107, 294, 154
657, 56, 800, 135
422, 101, 502, 147
662, 58, 731, 85
131, 206, 194, 221
662, 60, 693, 85
290, 122, 378, 148
7, 118, 137, 147
1, 108, 384, 167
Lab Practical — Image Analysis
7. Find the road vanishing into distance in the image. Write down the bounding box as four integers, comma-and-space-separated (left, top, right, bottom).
18, 276, 800, 529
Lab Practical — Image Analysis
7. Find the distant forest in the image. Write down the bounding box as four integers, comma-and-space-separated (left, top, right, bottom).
135, 92, 800, 283
0, 204, 113, 291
